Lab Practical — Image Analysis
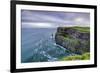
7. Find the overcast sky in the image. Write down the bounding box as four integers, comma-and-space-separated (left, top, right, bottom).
21, 10, 90, 28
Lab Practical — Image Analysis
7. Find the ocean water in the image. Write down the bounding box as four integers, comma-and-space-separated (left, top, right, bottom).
21, 28, 72, 63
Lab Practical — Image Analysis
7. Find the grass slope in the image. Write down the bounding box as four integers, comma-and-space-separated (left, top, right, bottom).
59, 52, 90, 61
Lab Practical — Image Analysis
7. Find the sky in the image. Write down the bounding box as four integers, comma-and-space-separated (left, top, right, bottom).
21, 10, 90, 28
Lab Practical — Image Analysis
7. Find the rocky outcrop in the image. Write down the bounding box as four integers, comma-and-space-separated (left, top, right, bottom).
55, 27, 90, 54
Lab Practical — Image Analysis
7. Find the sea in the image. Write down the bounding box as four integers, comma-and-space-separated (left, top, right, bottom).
21, 28, 72, 63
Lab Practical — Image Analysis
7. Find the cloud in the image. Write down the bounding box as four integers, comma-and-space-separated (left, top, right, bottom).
21, 10, 90, 28
74, 17, 90, 25
22, 22, 57, 28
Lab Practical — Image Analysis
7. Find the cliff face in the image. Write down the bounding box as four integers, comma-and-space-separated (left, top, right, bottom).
55, 27, 90, 54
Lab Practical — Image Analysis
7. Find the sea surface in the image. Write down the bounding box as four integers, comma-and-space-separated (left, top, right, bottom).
21, 28, 73, 63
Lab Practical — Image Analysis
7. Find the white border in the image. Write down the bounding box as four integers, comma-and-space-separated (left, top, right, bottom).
16, 4, 94, 69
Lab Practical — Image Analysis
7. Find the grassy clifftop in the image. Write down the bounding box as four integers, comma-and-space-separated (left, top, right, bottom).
71, 26, 89, 33
57, 26, 90, 33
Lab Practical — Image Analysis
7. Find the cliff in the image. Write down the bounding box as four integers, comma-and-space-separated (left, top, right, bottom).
55, 26, 90, 54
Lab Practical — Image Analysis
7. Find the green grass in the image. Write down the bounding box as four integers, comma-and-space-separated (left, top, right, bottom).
73, 26, 90, 33
59, 52, 90, 61
59, 26, 90, 33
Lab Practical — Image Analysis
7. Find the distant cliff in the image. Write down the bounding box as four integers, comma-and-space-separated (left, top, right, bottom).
55, 27, 90, 54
